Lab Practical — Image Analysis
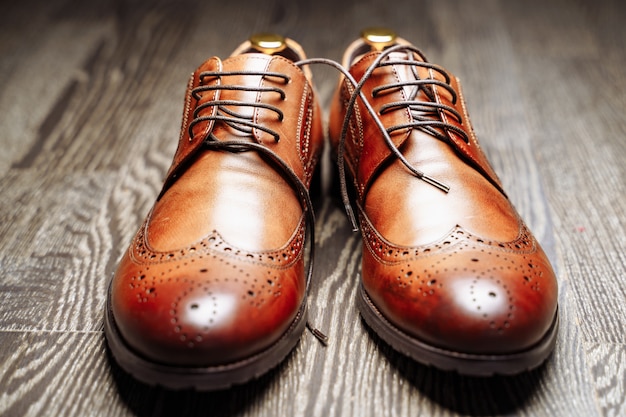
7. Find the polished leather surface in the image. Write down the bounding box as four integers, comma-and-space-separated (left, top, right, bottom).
109, 39, 324, 367
329, 36, 558, 355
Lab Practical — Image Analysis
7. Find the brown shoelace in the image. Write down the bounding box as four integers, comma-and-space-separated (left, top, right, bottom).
300, 47, 453, 232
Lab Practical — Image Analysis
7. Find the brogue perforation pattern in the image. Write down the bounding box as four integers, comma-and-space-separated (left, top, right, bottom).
130, 217, 306, 268
360, 211, 536, 263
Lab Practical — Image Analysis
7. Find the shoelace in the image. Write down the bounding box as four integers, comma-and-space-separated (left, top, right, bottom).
189, 66, 329, 345
324, 44, 457, 231
375, 49, 469, 144
189, 70, 289, 142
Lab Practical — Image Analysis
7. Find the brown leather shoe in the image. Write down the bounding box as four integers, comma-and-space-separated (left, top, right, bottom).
329, 29, 558, 376
104, 34, 324, 390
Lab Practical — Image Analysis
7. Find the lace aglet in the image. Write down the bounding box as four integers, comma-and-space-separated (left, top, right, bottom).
306, 321, 329, 346
345, 204, 359, 232
421, 174, 450, 193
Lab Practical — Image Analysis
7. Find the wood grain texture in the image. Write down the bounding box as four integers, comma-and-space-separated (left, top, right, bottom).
0, 0, 624, 416
586, 343, 626, 417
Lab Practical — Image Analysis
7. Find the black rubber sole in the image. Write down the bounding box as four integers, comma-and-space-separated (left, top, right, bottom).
356, 283, 559, 376
104, 282, 307, 391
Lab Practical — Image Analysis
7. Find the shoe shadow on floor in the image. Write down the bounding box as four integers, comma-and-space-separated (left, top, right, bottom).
361, 319, 549, 416
104, 323, 546, 416
105, 344, 290, 417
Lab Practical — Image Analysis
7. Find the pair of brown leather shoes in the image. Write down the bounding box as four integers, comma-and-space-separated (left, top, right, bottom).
104, 29, 558, 390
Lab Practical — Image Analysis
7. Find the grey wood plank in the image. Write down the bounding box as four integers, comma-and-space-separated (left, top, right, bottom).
8, 3, 196, 174
586, 343, 626, 417
0, 171, 117, 331
500, 4, 626, 416
0, 331, 123, 417
0, 2, 110, 175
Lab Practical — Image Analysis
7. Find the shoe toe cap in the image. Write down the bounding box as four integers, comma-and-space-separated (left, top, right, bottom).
362, 243, 558, 355
110, 256, 304, 367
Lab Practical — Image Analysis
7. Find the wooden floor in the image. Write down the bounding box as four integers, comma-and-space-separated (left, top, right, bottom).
1, 0, 624, 415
